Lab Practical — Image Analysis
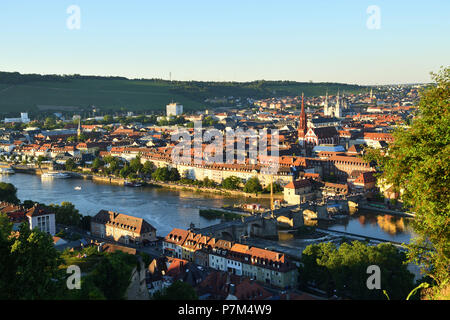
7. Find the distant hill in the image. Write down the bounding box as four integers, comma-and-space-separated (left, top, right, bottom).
0, 71, 367, 114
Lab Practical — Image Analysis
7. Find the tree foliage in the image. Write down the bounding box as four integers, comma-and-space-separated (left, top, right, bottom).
153, 280, 198, 300
0, 182, 20, 204
299, 241, 415, 300
243, 177, 263, 194
0, 221, 65, 299
152, 166, 180, 182
363, 67, 450, 295
89, 251, 136, 300
221, 176, 242, 190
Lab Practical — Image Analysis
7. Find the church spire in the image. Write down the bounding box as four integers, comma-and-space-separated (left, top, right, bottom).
298, 92, 307, 139
77, 117, 82, 139
336, 90, 342, 118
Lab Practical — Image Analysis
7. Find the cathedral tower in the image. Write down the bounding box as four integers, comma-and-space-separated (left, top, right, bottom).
298, 93, 307, 144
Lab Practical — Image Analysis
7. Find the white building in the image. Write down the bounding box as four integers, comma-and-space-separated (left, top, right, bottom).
166, 102, 183, 117
4, 112, 30, 124
26, 204, 56, 236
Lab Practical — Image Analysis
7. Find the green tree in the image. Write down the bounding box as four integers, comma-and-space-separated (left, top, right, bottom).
169, 167, 180, 181
0, 222, 64, 299
104, 156, 120, 175
50, 202, 82, 227
36, 155, 47, 167
243, 177, 263, 194
202, 177, 217, 188
153, 280, 198, 300
119, 164, 132, 179
152, 166, 179, 182
299, 241, 415, 300
44, 117, 56, 129
129, 156, 143, 174
65, 158, 76, 171
103, 115, 113, 123
142, 161, 155, 176
22, 200, 36, 209
91, 157, 104, 171
0, 182, 19, 204
264, 182, 283, 194
221, 176, 241, 190
363, 67, 450, 298
90, 251, 136, 300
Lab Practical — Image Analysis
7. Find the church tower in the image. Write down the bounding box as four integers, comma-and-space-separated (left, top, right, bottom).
335, 91, 342, 118
324, 91, 329, 115
298, 93, 307, 144
77, 118, 82, 139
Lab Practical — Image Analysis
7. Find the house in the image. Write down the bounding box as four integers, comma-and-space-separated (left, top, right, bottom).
197, 271, 272, 300
0, 202, 26, 230
304, 127, 340, 146
352, 171, 377, 191
163, 228, 190, 259
90, 210, 157, 245
146, 256, 176, 297
227, 278, 272, 300
283, 179, 316, 205
26, 204, 56, 236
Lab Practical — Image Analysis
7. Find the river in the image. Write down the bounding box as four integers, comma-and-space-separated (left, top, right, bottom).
1, 173, 415, 243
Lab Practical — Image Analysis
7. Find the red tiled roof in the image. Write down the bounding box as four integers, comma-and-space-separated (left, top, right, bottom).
284, 179, 311, 189
26, 204, 54, 218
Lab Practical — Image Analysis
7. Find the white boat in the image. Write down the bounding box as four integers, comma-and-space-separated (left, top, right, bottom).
41, 171, 71, 179
0, 167, 15, 174
74, 186, 82, 190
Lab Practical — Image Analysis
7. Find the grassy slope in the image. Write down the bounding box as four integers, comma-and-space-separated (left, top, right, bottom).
0, 76, 366, 114
0, 79, 202, 113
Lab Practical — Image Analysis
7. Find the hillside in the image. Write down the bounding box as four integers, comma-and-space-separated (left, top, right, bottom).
0, 72, 367, 115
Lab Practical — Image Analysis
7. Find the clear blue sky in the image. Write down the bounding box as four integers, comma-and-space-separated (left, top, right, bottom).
0, 0, 448, 84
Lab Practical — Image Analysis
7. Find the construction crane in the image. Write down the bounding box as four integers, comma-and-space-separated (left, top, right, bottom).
270, 175, 274, 218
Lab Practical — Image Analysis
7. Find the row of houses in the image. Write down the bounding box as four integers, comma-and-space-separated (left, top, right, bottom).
162, 228, 299, 289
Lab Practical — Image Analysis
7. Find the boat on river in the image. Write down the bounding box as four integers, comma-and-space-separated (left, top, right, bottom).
124, 181, 143, 187
0, 167, 15, 174
41, 171, 71, 179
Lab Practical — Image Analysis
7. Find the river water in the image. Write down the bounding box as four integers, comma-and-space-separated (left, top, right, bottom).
1, 173, 415, 243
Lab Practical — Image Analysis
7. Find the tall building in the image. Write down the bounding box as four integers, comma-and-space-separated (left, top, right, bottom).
166, 102, 183, 117
323, 91, 342, 118
90, 210, 157, 245
77, 118, 82, 138
297, 93, 307, 146
21, 113, 30, 123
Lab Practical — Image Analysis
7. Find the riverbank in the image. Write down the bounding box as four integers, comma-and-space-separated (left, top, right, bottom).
148, 180, 284, 200
359, 204, 415, 218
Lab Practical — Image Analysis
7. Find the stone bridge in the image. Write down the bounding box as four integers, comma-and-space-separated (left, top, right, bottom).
193, 215, 278, 242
